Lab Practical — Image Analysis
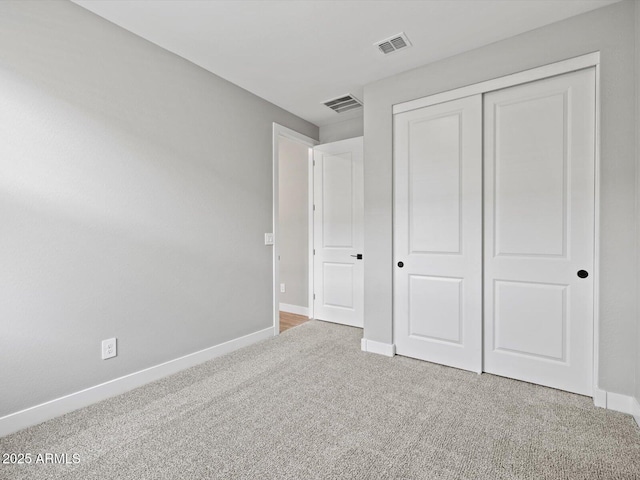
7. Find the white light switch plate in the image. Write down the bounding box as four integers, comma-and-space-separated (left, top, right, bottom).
264, 233, 274, 245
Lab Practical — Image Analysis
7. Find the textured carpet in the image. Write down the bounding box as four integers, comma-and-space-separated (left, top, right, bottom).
1, 320, 639, 480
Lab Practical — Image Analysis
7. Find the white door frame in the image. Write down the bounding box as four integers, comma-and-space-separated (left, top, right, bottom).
272, 123, 318, 336
392, 51, 602, 402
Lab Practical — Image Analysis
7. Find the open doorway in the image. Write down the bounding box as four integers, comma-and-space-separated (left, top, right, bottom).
272, 124, 318, 334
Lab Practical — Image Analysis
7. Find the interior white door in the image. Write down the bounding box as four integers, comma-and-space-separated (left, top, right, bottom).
394, 95, 483, 372
313, 137, 364, 328
483, 68, 595, 395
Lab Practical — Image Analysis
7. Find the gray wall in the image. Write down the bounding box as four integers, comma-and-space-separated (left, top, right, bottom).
0, 1, 317, 417
636, 0, 640, 407
363, 0, 637, 396
278, 138, 309, 309
319, 116, 364, 144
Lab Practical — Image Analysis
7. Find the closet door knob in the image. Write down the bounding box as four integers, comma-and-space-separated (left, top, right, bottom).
577, 270, 589, 278
397, 261, 404, 268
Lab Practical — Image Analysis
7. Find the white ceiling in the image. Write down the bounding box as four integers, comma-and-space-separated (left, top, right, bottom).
72, 0, 619, 127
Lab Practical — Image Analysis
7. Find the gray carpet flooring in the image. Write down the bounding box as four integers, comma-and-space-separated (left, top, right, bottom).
1, 320, 639, 480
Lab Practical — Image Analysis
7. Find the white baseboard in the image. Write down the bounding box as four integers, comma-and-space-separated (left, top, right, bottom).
633, 397, 640, 429
593, 388, 607, 408
594, 388, 640, 423
361, 338, 396, 357
279, 303, 309, 317
0, 327, 274, 438
606, 391, 634, 415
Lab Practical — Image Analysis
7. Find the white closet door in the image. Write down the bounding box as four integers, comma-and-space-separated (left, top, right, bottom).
394, 95, 482, 372
483, 68, 595, 395
313, 137, 364, 328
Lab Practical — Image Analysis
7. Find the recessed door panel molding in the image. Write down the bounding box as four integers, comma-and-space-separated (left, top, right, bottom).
322, 152, 354, 248
313, 137, 364, 328
394, 95, 482, 373
493, 280, 567, 362
408, 275, 463, 345
408, 113, 462, 255
493, 91, 568, 258
484, 68, 595, 396
323, 262, 354, 309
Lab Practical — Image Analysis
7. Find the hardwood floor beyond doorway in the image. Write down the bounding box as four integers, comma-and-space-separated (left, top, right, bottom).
280, 311, 309, 333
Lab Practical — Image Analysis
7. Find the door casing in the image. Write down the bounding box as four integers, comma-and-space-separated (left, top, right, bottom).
272, 123, 318, 335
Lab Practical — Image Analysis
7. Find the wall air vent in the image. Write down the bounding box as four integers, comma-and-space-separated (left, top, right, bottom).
323, 94, 363, 114
375, 32, 412, 55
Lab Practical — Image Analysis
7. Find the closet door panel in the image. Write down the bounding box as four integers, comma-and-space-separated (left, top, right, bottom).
484, 68, 595, 396
394, 95, 482, 372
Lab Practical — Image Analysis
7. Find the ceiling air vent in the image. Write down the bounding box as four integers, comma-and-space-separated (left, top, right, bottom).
323, 94, 363, 114
375, 32, 412, 55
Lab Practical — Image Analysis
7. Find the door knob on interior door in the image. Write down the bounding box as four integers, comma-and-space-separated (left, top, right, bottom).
397, 261, 404, 268
350, 254, 363, 260
577, 270, 589, 278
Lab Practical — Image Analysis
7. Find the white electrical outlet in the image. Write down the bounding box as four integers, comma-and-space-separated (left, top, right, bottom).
280, 283, 286, 293
264, 233, 274, 245
102, 338, 117, 360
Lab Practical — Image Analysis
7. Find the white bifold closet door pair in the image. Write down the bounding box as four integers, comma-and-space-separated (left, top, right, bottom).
393, 68, 595, 396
